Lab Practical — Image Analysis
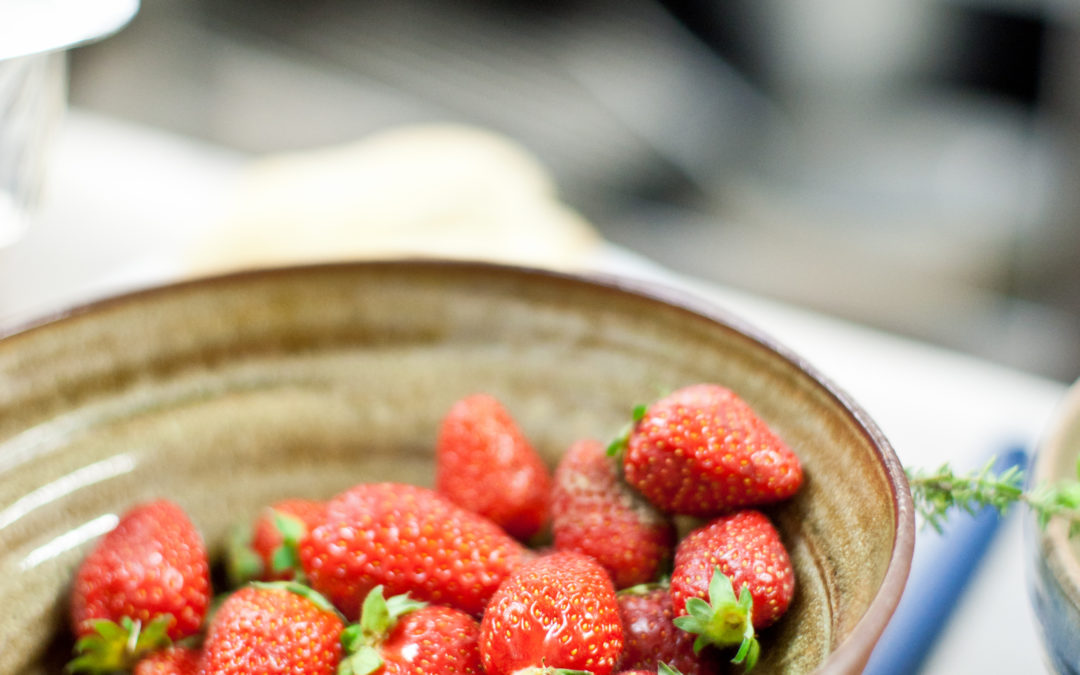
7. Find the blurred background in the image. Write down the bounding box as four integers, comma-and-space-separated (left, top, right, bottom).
22, 0, 1080, 380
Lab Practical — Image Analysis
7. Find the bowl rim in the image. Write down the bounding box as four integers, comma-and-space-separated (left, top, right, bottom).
0, 258, 915, 673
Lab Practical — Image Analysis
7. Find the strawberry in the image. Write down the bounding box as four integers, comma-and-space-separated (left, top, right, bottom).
134, 647, 201, 675
669, 510, 796, 669
68, 500, 211, 672
300, 482, 530, 619
616, 585, 722, 675
436, 393, 553, 540
339, 586, 483, 674
551, 439, 675, 588
618, 666, 683, 675
200, 582, 344, 675
225, 498, 326, 586
617, 384, 802, 516
479, 551, 624, 675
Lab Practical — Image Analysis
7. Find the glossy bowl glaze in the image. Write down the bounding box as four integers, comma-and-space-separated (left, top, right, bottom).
0, 260, 913, 674
1029, 377, 1080, 674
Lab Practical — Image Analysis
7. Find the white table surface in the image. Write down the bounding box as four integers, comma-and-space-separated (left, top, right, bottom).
1, 109, 1070, 673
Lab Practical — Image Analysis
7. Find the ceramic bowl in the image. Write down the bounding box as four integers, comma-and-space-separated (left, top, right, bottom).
1029, 377, 1080, 674
0, 260, 913, 674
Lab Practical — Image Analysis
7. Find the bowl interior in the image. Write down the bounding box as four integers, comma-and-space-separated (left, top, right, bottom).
0, 261, 912, 674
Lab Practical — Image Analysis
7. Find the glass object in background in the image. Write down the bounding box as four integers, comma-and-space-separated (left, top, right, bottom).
0, 53, 66, 247
0, 0, 139, 248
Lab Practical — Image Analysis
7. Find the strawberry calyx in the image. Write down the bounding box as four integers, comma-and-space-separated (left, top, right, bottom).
249, 580, 341, 615
67, 616, 173, 673
337, 585, 427, 675
606, 404, 648, 457
659, 664, 684, 675
672, 568, 760, 671
224, 522, 263, 587
267, 510, 308, 581
225, 509, 310, 587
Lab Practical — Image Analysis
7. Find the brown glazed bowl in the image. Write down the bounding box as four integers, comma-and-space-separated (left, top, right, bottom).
0, 260, 913, 674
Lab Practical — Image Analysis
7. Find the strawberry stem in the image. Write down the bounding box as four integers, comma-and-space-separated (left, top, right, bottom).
672, 568, 759, 671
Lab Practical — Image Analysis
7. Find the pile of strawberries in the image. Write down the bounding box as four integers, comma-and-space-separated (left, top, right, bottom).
65, 383, 804, 674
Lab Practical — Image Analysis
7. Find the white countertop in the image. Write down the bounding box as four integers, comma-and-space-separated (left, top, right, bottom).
1, 109, 1068, 673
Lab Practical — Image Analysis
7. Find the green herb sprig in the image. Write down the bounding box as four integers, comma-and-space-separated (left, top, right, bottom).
906, 455, 1080, 537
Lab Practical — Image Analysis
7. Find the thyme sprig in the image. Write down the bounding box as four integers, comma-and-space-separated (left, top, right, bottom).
906, 456, 1080, 537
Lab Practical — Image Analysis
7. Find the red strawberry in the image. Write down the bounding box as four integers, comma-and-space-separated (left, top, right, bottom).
340, 586, 484, 674
436, 393, 553, 540
68, 500, 211, 672
619, 384, 802, 515
616, 585, 722, 675
618, 667, 683, 675
226, 499, 326, 585
669, 510, 796, 669
479, 551, 624, 675
551, 439, 675, 588
300, 482, 530, 619
134, 647, 201, 675
200, 582, 344, 675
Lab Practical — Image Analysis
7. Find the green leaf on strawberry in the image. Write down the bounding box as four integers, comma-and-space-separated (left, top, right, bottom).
226, 500, 325, 587
338, 586, 427, 675
606, 404, 647, 457
337, 643, 382, 675
357, 585, 426, 641
250, 581, 341, 615
224, 522, 264, 588
672, 568, 759, 670
67, 615, 173, 673
268, 510, 308, 579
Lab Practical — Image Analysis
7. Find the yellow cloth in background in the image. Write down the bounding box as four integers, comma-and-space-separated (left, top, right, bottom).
186, 124, 601, 275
